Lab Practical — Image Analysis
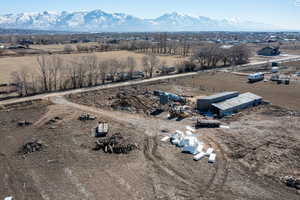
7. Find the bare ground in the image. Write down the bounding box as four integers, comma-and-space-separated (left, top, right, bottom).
0, 95, 299, 200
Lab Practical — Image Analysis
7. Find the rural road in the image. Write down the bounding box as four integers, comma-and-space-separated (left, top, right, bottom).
1, 54, 300, 106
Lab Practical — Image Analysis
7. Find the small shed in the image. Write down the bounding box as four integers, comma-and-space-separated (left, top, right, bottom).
212, 92, 262, 117
197, 91, 239, 111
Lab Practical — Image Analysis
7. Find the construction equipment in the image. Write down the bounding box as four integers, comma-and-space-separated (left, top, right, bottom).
168, 104, 190, 119
78, 113, 96, 121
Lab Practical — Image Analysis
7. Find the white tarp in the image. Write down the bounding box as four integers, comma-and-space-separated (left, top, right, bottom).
171, 130, 184, 140
182, 142, 203, 155
4, 197, 13, 200
182, 145, 198, 155
169, 128, 217, 163
178, 136, 198, 147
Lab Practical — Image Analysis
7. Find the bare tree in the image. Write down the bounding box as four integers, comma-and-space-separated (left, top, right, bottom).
230, 45, 251, 65
82, 55, 98, 86
142, 56, 150, 78
148, 54, 160, 78
10, 68, 30, 96
126, 56, 137, 79
99, 60, 109, 84
37, 56, 49, 92
49, 56, 62, 91
107, 59, 121, 82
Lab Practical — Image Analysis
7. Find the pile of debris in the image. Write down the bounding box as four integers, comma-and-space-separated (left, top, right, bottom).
17, 120, 32, 127
78, 113, 96, 121
21, 140, 43, 154
110, 89, 159, 115
94, 133, 138, 154
281, 176, 300, 190
162, 126, 216, 163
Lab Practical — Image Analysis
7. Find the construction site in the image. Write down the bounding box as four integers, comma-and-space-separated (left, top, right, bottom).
0, 67, 300, 200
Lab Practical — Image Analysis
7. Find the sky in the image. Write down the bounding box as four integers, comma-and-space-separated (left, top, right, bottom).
0, 0, 300, 29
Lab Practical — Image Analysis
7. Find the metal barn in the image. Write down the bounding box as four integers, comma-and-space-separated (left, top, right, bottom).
211, 92, 262, 117
197, 91, 239, 111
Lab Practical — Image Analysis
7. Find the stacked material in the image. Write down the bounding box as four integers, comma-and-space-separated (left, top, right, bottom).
167, 128, 216, 163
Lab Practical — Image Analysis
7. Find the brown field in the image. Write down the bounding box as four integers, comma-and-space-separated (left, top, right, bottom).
0, 50, 183, 84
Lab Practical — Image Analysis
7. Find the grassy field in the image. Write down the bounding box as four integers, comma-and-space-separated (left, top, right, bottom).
0, 50, 184, 83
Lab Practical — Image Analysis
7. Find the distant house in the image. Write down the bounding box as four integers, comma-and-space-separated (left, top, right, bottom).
257, 46, 280, 56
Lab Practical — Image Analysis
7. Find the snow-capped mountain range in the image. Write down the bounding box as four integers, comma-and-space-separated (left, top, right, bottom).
0, 10, 278, 32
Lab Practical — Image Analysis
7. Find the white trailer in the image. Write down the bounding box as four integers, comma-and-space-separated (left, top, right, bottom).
248, 73, 264, 83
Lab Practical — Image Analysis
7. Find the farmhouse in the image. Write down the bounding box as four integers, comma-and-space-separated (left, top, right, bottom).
257, 46, 280, 56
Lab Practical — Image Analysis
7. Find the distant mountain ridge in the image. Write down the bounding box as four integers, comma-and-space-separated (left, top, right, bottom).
0, 10, 278, 32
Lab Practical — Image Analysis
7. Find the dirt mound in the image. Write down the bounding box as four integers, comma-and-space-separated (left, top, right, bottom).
94, 133, 138, 154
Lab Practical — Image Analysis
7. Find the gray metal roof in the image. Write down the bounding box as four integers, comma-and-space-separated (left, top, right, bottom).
200, 91, 239, 101
212, 92, 262, 111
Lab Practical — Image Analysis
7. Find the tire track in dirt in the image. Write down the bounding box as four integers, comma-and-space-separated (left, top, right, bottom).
143, 136, 212, 199
143, 136, 194, 199
198, 134, 230, 199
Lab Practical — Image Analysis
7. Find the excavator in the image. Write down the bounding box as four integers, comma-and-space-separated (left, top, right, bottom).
168, 104, 190, 119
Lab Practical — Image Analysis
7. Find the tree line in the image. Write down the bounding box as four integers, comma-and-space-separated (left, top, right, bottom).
10, 54, 163, 97
9, 43, 251, 97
